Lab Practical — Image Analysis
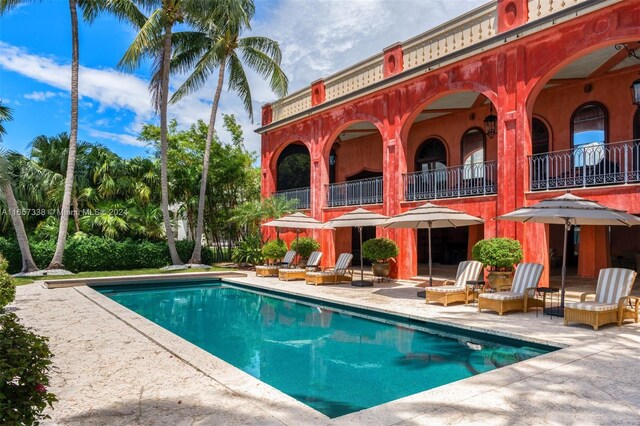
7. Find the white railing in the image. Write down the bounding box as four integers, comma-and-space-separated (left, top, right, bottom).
324, 58, 385, 102
270, 88, 312, 123
529, 140, 640, 191
402, 3, 497, 71
528, 0, 587, 22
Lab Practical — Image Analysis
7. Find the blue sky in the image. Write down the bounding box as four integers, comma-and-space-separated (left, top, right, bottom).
0, 0, 485, 159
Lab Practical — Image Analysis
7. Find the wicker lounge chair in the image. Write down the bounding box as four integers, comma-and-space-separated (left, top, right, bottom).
478, 262, 544, 315
425, 260, 483, 306
255, 250, 296, 277
279, 251, 323, 281
305, 253, 353, 285
564, 268, 638, 330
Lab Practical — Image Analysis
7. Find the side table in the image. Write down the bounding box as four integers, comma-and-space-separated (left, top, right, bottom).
466, 280, 485, 306
536, 287, 560, 318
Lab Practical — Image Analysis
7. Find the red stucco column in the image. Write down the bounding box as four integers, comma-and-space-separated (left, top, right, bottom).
310, 135, 335, 268
578, 225, 610, 278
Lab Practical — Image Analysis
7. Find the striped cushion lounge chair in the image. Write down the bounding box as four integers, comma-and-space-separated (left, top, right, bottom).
564, 268, 638, 330
305, 253, 353, 286
255, 250, 296, 277
478, 262, 544, 315
425, 260, 484, 306
279, 251, 323, 281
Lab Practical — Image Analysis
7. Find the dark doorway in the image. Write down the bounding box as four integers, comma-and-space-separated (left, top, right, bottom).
549, 224, 579, 270
351, 226, 376, 266
346, 170, 383, 181
417, 227, 469, 265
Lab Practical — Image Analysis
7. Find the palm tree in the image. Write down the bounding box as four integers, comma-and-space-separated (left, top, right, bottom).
0, 104, 38, 272
169, 0, 288, 264
1, 0, 145, 269
117, 0, 200, 265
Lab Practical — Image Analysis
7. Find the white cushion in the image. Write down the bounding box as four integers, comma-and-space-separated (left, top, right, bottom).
256, 265, 279, 270
306, 271, 338, 277
479, 292, 523, 301
565, 302, 619, 312
427, 286, 466, 293
595, 268, 637, 304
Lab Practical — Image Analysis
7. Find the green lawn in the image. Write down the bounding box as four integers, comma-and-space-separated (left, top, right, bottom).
13, 266, 233, 286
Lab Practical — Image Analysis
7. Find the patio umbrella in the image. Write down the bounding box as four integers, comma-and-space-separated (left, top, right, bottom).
324, 208, 388, 287
262, 212, 332, 245
383, 203, 484, 295
496, 193, 640, 315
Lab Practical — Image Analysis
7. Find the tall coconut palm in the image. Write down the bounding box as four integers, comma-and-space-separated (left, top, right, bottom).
170, 0, 288, 264
0, 105, 38, 272
117, 0, 202, 265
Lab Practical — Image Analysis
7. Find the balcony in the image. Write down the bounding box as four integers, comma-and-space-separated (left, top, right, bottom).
529, 140, 640, 191
326, 177, 383, 207
272, 187, 310, 210
403, 161, 497, 201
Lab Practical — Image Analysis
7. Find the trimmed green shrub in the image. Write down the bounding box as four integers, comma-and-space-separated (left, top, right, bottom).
472, 237, 523, 271
361, 238, 399, 263
0, 313, 57, 424
0, 255, 15, 310
291, 237, 320, 259
262, 240, 287, 260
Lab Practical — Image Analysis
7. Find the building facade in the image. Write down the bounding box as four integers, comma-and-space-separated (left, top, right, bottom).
257, 0, 640, 284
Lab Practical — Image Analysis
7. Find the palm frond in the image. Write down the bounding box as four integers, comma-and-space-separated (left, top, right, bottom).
103, 0, 148, 28
170, 44, 220, 103
239, 45, 288, 98
117, 8, 164, 72
227, 52, 253, 120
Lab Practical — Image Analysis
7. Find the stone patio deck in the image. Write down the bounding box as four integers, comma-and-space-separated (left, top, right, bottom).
11, 272, 640, 425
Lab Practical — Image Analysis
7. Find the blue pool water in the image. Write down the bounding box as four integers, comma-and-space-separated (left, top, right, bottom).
97, 281, 556, 418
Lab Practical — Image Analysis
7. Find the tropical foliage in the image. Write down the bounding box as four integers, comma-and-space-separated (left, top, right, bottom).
361, 238, 399, 263
291, 237, 320, 260
472, 237, 523, 271
261, 239, 287, 260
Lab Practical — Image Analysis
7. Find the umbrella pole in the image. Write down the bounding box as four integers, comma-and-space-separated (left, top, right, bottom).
428, 222, 433, 287
560, 218, 570, 309
359, 226, 364, 282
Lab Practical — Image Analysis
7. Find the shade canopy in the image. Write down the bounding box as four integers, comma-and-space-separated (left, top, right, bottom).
496, 193, 640, 226
382, 202, 484, 229
496, 192, 640, 315
325, 208, 388, 228
383, 202, 484, 290
262, 212, 331, 230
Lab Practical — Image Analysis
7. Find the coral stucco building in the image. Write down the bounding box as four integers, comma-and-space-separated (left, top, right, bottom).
257, 0, 640, 285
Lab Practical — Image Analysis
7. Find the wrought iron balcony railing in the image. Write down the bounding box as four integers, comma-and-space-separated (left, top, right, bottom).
529, 140, 640, 191
272, 187, 310, 210
326, 176, 383, 207
403, 161, 497, 201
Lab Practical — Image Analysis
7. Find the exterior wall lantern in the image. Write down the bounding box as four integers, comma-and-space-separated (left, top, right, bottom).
631, 79, 640, 108
484, 104, 497, 139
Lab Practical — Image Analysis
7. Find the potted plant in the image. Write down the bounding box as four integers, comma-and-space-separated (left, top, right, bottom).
261, 239, 288, 265
362, 238, 399, 278
472, 237, 523, 291
291, 237, 320, 267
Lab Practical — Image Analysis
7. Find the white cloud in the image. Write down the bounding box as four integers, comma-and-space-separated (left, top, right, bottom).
24, 90, 59, 101
86, 128, 148, 148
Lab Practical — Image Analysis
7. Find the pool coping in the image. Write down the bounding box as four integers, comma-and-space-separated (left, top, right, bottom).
66, 273, 623, 424
42, 271, 248, 289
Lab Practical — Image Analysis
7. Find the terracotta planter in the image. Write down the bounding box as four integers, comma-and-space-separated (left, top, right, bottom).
488, 271, 514, 291
372, 262, 390, 278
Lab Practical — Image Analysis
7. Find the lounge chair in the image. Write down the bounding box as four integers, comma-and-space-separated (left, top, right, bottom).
425, 260, 484, 306
255, 250, 296, 277
305, 253, 353, 285
478, 262, 544, 315
564, 268, 638, 330
279, 251, 323, 281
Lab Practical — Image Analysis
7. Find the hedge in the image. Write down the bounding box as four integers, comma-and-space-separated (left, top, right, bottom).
0, 236, 220, 274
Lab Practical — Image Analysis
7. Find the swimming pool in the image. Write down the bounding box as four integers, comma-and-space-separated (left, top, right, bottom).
97, 280, 557, 418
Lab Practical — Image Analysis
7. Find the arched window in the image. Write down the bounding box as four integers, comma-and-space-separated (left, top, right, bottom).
571, 103, 607, 167
532, 118, 550, 155
461, 128, 485, 179
276, 143, 310, 191
415, 138, 447, 173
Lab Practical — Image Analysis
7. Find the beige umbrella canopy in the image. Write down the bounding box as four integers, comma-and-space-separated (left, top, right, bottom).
496, 193, 640, 314
325, 208, 388, 286
383, 203, 484, 289
262, 212, 331, 244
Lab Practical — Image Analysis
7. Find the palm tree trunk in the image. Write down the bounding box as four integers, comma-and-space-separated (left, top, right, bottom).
72, 195, 80, 232
160, 22, 182, 265
48, 0, 79, 270
1, 182, 38, 272
189, 60, 226, 264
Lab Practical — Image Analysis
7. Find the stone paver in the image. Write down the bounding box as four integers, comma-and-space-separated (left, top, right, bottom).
11, 273, 640, 425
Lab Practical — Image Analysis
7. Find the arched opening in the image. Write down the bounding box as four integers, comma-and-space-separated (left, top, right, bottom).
532, 117, 550, 155
527, 40, 640, 281
276, 143, 310, 191
415, 137, 447, 173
